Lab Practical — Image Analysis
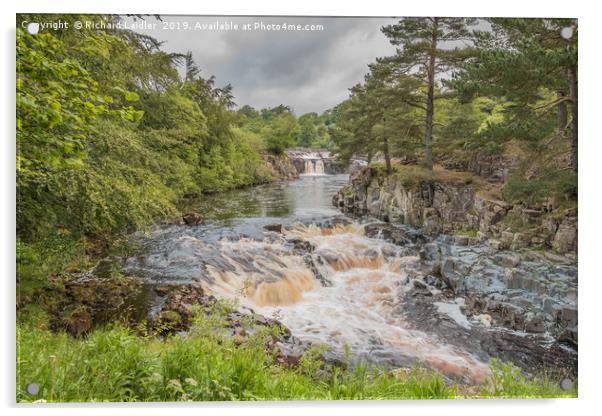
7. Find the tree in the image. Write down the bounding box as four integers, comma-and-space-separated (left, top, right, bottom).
261, 104, 293, 121
296, 113, 318, 147
16, 14, 277, 243
332, 63, 423, 174
382, 17, 478, 170
184, 51, 201, 82
264, 113, 299, 154
451, 18, 578, 171
237, 105, 259, 120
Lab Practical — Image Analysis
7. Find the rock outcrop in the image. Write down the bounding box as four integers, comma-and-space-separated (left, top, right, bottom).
51, 276, 146, 337
333, 166, 577, 254
182, 212, 204, 226
263, 153, 299, 180
52, 278, 313, 369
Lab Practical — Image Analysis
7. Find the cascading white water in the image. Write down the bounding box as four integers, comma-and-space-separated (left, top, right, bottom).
123, 174, 577, 383
305, 159, 315, 174
303, 158, 325, 175
197, 223, 490, 383
315, 159, 324, 174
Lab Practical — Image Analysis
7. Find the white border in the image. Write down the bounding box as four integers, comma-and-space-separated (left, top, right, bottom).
2, 1, 600, 415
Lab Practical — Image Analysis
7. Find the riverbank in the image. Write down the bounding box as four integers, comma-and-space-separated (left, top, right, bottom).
17, 312, 575, 402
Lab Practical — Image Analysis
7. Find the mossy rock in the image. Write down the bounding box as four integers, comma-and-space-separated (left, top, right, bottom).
157, 310, 182, 324
154, 310, 183, 333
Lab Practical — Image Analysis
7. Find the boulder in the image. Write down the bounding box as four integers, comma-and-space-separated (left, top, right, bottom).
364, 223, 412, 245
560, 306, 578, 328
264, 223, 283, 233
493, 252, 521, 268
474, 313, 492, 327
440, 258, 464, 292
411, 279, 433, 296
524, 314, 545, 333
552, 217, 577, 254
454, 235, 469, 246
474, 195, 512, 233
274, 342, 304, 368
182, 212, 204, 226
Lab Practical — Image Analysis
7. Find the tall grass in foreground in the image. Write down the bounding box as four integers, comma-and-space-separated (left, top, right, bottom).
16, 311, 576, 402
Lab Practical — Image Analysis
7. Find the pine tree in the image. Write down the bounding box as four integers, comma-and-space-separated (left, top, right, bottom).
332, 63, 423, 174
382, 17, 478, 170
451, 18, 578, 171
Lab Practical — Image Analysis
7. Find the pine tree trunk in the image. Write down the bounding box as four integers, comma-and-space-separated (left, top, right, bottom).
568, 66, 578, 172
557, 89, 567, 135
383, 137, 392, 175
424, 18, 438, 171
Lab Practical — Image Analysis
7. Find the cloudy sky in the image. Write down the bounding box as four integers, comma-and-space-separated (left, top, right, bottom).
130, 15, 398, 114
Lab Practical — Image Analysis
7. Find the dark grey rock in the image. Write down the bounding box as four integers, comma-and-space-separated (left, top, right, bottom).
264, 223, 283, 233
493, 252, 521, 268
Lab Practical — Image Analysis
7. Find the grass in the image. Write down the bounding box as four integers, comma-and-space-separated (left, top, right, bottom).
455, 228, 478, 238
479, 359, 577, 399
370, 162, 486, 191
16, 306, 576, 403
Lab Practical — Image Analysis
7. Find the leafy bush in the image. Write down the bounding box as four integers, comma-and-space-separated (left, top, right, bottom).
263, 113, 300, 154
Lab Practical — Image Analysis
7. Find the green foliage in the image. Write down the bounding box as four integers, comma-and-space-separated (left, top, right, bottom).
332, 16, 578, 201
451, 18, 577, 145
263, 112, 300, 154
17, 27, 104, 171
370, 162, 482, 191
16, 15, 279, 251
236, 105, 335, 152
296, 113, 319, 147
502, 167, 577, 207
16, 15, 579, 403
481, 359, 575, 398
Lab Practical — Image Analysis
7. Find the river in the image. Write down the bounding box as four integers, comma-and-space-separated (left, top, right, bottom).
121, 173, 577, 383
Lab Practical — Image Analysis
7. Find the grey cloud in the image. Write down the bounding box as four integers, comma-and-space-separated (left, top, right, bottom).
130, 15, 398, 114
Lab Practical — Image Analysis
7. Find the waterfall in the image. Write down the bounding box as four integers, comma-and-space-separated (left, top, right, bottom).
286, 149, 335, 176
305, 160, 315, 174
315, 159, 324, 174
303, 158, 325, 175
193, 222, 490, 382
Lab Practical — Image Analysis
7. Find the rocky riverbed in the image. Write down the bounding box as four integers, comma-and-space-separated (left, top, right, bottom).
363, 221, 577, 374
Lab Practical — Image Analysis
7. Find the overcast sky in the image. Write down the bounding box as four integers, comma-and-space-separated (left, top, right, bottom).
129, 15, 398, 114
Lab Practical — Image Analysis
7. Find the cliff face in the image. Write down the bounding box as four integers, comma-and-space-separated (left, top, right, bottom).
333, 166, 577, 255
